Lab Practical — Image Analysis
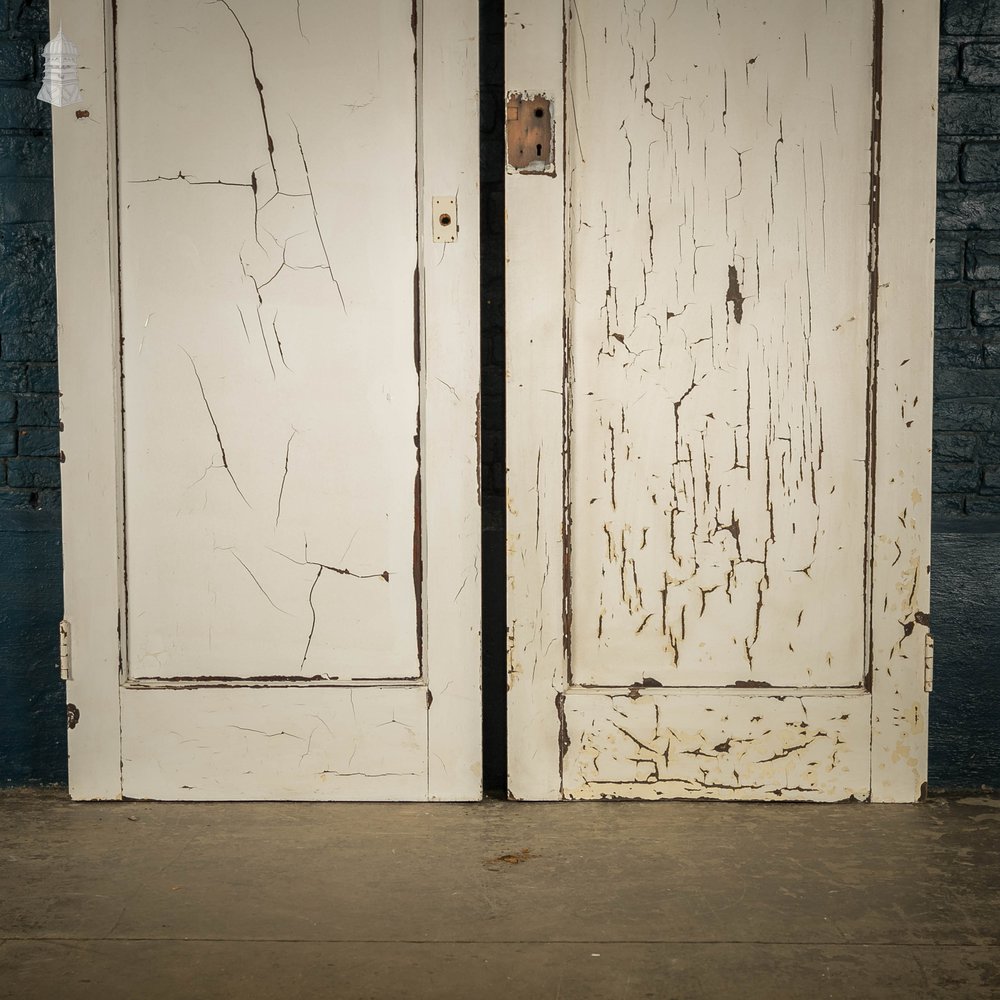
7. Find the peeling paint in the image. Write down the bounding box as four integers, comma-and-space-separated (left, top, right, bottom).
506, 0, 932, 802
561, 692, 870, 801
506, 92, 556, 174
565, 0, 875, 690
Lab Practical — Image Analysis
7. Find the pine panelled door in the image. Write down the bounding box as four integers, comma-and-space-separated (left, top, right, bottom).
505, 0, 938, 802
50, 1, 937, 802
52, 0, 481, 800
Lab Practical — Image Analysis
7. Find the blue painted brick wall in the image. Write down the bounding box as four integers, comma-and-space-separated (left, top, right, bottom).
929, 0, 1000, 790
936, 1, 1000, 516
0, 0, 65, 786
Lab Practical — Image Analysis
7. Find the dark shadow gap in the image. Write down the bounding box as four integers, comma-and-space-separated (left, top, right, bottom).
480, 0, 507, 798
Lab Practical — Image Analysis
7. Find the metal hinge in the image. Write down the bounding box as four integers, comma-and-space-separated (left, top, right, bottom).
924, 633, 934, 693
59, 619, 71, 682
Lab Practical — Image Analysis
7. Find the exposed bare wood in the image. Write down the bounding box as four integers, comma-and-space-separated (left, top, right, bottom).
562, 691, 870, 802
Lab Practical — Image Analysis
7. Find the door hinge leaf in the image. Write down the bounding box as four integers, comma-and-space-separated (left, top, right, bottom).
59, 619, 71, 682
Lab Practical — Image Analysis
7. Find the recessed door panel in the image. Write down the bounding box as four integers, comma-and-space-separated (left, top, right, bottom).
566, 0, 873, 688
119, 1, 420, 682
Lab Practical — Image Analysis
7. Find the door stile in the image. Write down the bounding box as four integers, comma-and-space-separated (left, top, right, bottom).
505, 0, 567, 801
869, 0, 937, 802
52, 0, 125, 800
421, 0, 483, 801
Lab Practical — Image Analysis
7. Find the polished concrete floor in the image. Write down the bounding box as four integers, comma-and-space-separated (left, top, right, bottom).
1, 790, 998, 999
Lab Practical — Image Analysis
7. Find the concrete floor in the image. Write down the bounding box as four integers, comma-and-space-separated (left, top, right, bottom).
1, 791, 999, 999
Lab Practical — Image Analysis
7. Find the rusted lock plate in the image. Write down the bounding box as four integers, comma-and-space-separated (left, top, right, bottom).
506, 93, 554, 174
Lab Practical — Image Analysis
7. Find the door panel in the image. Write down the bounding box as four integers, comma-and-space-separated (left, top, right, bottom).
121, 687, 428, 800
54, 0, 481, 800
560, 691, 870, 801
566, 0, 873, 688
506, 0, 937, 801
119, 1, 421, 682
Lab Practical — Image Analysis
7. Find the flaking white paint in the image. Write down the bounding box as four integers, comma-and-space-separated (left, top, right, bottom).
507, 0, 937, 802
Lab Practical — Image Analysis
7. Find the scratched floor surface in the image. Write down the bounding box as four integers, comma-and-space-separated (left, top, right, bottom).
1, 790, 998, 999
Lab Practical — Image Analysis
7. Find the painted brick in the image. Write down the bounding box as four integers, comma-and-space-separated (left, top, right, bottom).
934, 432, 978, 462
961, 142, 1000, 184
938, 140, 960, 184
967, 239, 1000, 280
932, 494, 966, 516
935, 331, 984, 369
24, 362, 54, 391
936, 240, 965, 282
5, 456, 58, 488
0, 392, 12, 422
936, 367, 1000, 399
1, 327, 56, 361
941, 43, 960, 85
935, 463, 983, 493
0, 177, 51, 223
942, 0, 1000, 36
962, 43, 1000, 86
0, 40, 32, 81
973, 288, 1000, 325
14, 392, 55, 425
982, 465, 1000, 495
928, 531, 1000, 790
0, 362, 27, 392
938, 190, 1000, 231
978, 434, 1000, 462
9, 0, 49, 36
17, 424, 55, 455
0, 134, 50, 177
0, 422, 13, 455
939, 93, 1000, 136
0, 85, 48, 130
0, 226, 57, 330
935, 399, 999, 433
965, 494, 1000, 514
0, 486, 58, 513
935, 286, 971, 328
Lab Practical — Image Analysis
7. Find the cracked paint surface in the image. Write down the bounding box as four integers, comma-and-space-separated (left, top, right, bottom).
117, 1, 422, 681
506, 1, 933, 801
120, 685, 428, 799
560, 691, 870, 801
565, 0, 875, 687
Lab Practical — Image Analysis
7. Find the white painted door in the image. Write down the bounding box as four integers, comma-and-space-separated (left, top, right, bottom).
506, 1, 938, 801
53, 1, 481, 800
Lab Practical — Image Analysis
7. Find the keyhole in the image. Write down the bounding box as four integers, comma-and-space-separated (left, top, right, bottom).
536, 144, 542, 157
439, 213, 452, 227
